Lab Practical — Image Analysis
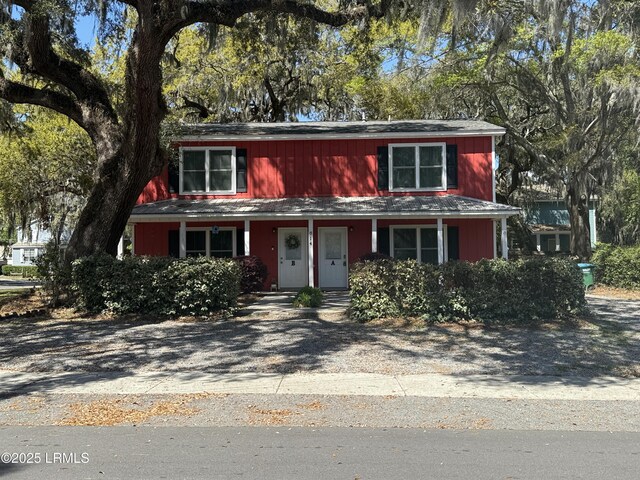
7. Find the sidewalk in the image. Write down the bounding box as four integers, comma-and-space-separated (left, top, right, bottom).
2, 370, 639, 401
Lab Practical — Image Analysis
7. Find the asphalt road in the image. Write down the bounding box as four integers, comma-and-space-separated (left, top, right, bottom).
1, 426, 638, 479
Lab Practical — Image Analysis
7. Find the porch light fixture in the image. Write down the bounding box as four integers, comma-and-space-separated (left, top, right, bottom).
349, 226, 354, 232
272, 228, 277, 233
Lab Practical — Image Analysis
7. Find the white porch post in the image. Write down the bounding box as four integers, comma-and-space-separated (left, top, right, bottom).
244, 220, 250, 256
308, 218, 314, 287
501, 217, 509, 260
493, 220, 498, 259
536, 233, 541, 252
179, 221, 186, 258
371, 218, 378, 252
437, 218, 444, 264
555, 233, 560, 252
130, 224, 135, 256
117, 235, 124, 259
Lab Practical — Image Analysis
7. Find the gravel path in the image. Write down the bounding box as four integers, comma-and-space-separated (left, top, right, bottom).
0, 294, 638, 377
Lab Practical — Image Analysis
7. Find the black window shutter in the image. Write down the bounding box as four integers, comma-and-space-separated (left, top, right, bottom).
168, 161, 180, 194
447, 226, 459, 261
377, 146, 389, 190
236, 148, 247, 193
235, 228, 244, 257
378, 227, 390, 255
168, 230, 179, 258
446, 144, 458, 189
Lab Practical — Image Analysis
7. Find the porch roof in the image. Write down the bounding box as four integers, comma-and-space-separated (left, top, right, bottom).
130, 195, 520, 221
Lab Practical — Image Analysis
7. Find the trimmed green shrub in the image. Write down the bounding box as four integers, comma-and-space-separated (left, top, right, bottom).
349, 257, 586, 323
592, 243, 640, 290
293, 286, 323, 308
234, 255, 268, 293
71, 253, 241, 316
1, 265, 40, 277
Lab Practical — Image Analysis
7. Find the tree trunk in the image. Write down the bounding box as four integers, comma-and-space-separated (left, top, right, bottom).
566, 178, 592, 261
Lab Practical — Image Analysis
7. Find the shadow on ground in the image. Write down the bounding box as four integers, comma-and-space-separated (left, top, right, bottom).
0, 295, 637, 391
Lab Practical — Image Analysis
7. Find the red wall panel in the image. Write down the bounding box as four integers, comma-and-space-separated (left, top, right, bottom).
137, 136, 494, 203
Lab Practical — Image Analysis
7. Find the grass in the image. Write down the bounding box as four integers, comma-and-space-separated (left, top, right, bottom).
292, 287, 323, 308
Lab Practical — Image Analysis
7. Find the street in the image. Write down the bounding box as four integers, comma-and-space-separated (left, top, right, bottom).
1, 426, 639, 479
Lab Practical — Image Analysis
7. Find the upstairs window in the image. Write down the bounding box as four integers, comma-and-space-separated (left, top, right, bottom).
181, 147, 236, 194
389, 143, 446, 191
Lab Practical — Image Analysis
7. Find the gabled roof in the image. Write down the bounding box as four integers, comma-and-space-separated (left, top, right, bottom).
175, 120, 505, 141
130, 195, 520, 221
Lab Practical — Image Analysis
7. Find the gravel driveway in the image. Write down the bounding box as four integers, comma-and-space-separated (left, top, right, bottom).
1, 294, 638, 377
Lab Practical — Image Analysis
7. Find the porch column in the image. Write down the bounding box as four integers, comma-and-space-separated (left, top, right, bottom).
536, 233, 541, 252
130, 224, 135, 256
244, 220, 250, 256
437, 218, 444, 264
117, 235, 124, 259
555, 233, 560, 252
371, 218, 378, 252
308, 218, 314, 287
501, 217, 509, 260
179, 221, 186, 258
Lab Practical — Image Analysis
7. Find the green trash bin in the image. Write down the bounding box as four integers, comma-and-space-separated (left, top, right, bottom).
577, 263, 595, 289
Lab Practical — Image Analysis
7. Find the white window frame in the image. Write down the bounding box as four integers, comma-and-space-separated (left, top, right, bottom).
22, 248, 38, 264
185, 227, 236, 258
179, 146, 237, 195
390, 225, 448, 263
388, 143, 447, 192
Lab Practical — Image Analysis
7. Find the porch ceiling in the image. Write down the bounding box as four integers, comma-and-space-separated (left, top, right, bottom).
130, 195, 520, 221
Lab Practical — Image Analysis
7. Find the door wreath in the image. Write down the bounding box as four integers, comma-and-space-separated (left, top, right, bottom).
285, 234, 301, 250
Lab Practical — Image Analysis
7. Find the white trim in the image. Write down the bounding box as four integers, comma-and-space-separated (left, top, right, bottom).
179, 146, 236, 195
388, 143, 447, 192
390, 224, 449, 263
185, 226, 236, 257
308, 219, 314, 288
117, 236, 124, 259
175, 129, 506, 142
555, 233, 560, 252
130, 224, 136, 256
371, 218, 378, 252
244, 220, 250, 256
130, 211, 519, 222
491, 136, 497, 203
536, 233, 541, 252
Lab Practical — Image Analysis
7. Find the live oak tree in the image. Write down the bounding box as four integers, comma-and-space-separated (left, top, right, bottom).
0, 0, 407, 261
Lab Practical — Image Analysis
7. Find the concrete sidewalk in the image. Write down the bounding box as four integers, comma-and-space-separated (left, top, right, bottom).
2, 370, 639, 401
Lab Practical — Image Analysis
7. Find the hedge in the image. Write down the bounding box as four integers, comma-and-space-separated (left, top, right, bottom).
349, 257, 586, 323
234, 255, 268, 293
293, 286, 323, 308
592, 243, 640, 290
1, 265, 40, 277
72, 254, 241, 316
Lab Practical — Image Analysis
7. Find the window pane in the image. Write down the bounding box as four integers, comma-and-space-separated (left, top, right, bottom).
285, 232, 302, 260
395, 248, 418, 260
211, 230, 233, 253
183, 171, 206, 191
421, 228, 437, 248
210, 150, 232, 170
210, 171, 232, 191
394, 229, 417, 249
419, 146, 443, 167
186, 231, 206, 251
183, 150, 206, 170
393, 168, 416, 188
392, 147, 416, 167
419, 167, 443, 188
324, 232, 342, 260
186, 251, 206, 258
421, 249, 438, 265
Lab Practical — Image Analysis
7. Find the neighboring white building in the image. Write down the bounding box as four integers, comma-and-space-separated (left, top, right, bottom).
10, 222, 71, 266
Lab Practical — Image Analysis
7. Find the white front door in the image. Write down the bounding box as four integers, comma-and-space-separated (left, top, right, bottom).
278, 228, 308, 289
319, 228, 348, 289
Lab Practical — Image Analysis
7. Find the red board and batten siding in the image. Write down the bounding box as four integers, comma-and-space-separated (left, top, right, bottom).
136, 136, 493, 204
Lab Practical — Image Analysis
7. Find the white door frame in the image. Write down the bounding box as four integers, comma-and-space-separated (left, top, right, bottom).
318, 227, 349, 289
278, 227, 308, 289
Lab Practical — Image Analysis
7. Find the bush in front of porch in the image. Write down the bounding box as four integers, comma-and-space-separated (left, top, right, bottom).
71, 253, 241, 316
349, 257, 586, 323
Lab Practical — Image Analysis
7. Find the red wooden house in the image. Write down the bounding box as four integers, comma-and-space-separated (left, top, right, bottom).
128, 120, 519, 290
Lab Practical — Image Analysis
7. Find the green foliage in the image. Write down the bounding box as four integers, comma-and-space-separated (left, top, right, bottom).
349, 258, 586, 323
71, 254, 241, 316
292, 286, 323, 308
592, 244, 640, 290
1, 265, 39, 277
34, 242, 71, 305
